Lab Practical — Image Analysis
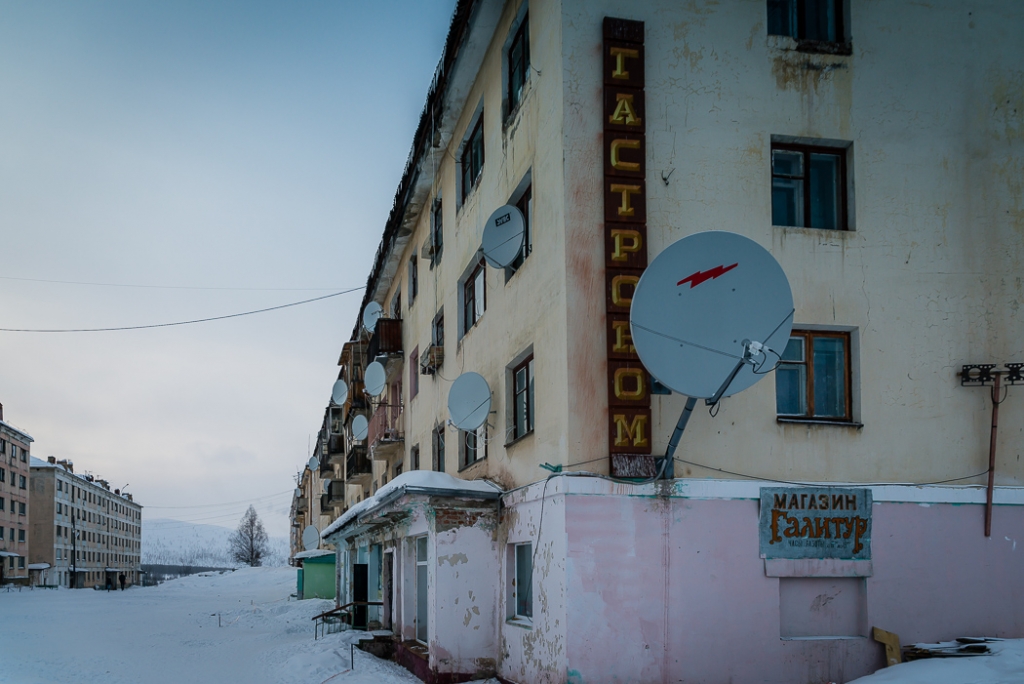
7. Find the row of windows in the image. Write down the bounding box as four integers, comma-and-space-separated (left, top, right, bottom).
0, 440, 27, 463
1, 526, 26, 542
0, 469, 27, 489
0, 498, 27, 515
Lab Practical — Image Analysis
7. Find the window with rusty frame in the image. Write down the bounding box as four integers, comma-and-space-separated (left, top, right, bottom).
771, 143, 847, 231
776, 330, 851, 421
767, 0, 845, 44
462, 260, 485, 334
507, 12, 530, 116
512, 355, 535, 440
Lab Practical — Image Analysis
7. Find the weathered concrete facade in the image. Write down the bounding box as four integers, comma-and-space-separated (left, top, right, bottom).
0, 413, 34, 584
317, 1, 1024, 682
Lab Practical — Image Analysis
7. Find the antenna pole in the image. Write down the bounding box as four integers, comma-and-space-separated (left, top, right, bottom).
661, 397, 698, 479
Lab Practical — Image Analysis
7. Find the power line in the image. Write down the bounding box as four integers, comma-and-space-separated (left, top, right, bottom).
0, 275, 346, 292
0, 287, 364, 333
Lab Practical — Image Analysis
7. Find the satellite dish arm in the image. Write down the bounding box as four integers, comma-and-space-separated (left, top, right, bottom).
705, 340, 764, 407
663, 396, 698, 468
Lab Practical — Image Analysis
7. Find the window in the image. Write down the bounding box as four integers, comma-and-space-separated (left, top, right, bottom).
19, 475, 26, 489
512, 543, 533, 620
462, 260, 486, 335
394, 462, 403, 478
772, 143, 847, 231
57, 503, 62, 514
432, 311, 445, 348
0, 467, 4, 483
57, 480, 62, 491
460, 115, 484, 203
18, 529, 25, 542
18, 557, 24, 569
415, 536, 429, 643
776, 330, 852, 421
11, 445, 17, 461
460, 425, 487, 469
391, 288, 401, 319
0, 497, 4, 511
411, 444, 420, 470
409, 346, 419, 399
18, 502, 25, 515
430, 197, 444, 265
512, 356, 535, 440
767, 0, 845, 44
508, 183, 533, 274
432, 426, 446, 473
408, 255, 418, 304
506, 11, 530, 115
19, 446, 26, 462
0, 439, 5, 454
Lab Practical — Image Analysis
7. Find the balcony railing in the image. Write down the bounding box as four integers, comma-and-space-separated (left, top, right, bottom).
296, 497, 308, 513
367, 318, 402, 358
327, 480, 345, 504
346, 446, 371, 479
327, 435, 346, 464
368, 401, 403, 453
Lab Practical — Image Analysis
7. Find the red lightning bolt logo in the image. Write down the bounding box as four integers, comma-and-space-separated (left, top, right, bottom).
677, 262, 738, 288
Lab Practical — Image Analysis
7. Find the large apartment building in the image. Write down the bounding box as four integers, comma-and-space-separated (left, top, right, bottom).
29, 456, 142, 588
309, 1, 1023, 682
0, 404, 34, 585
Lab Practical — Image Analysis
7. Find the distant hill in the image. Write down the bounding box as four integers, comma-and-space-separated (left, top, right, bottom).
143, 518, 289, 567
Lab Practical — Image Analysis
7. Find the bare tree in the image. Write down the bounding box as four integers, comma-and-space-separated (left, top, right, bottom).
229, 505, 269, 567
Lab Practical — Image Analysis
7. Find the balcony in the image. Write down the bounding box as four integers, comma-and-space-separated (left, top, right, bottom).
367, 318, 402, 359
368, 400, 403, 461
326, 480, 346, 505
346, 445, 371, 483
295, 496, 308, 513
327, 435, 346, 465
319, 458, 334, 477
419, 343, 444, 375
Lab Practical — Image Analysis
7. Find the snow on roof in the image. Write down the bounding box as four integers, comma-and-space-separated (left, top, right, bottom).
322, 470, 502, 540
848, 638, 1024, 683
292, 549, 334, 560
0, 419, 34, 443
0, 550, 21, 557
27, 563, 50, 570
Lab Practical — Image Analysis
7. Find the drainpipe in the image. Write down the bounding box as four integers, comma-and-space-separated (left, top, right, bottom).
985, 373, 1000, 538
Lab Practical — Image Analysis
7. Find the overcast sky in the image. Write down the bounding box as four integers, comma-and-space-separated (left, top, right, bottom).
0, 1, 456, 536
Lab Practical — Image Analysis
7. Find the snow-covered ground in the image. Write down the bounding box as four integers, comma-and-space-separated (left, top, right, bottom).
0, 566, 491, 684
848, 639, 1024, 684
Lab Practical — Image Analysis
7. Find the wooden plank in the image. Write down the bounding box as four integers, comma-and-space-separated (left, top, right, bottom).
872, 626, 902, 666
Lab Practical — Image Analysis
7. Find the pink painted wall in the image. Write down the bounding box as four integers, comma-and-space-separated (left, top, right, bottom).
562, 495, 1024, 684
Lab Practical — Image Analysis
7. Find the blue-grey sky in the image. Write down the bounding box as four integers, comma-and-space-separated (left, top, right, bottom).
0, 1, 457, 536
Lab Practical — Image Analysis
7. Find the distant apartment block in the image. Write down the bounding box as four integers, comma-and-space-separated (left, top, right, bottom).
0, 403, 33, 585
29, 456, 142, 588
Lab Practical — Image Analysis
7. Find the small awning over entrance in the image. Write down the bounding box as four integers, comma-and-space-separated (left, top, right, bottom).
27, 563, 50, 571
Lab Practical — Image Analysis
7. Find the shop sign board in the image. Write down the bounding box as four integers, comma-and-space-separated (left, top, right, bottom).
759, 487, 872, 560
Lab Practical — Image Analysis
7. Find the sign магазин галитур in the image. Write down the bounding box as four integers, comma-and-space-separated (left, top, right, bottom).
759, 487, 872, 560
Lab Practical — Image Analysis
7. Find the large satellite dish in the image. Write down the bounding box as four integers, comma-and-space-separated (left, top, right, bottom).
630, 231, 793, 400
447, 372, 491, 431
352, 414, 369, 441
307, 456, 319, 471
364, 361, 386, 396
362, 302, 383, 332
481, 205, 526, 268
331, 379, 348, 405
302, 525, 320, 551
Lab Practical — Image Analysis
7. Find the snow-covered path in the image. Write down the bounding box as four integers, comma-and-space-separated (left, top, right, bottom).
0, 567, 428, 684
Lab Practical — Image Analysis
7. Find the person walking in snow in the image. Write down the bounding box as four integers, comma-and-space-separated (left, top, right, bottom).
118, 572, 126, 591
106, 577, 113, 592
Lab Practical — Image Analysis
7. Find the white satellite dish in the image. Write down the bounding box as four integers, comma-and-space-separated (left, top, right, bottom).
362, 302, 383, 332
364, 361, 386, 396
302, 525, 320, 551
308, 456, 319, 471
630, 231, 794, 401
447, 372, 491, 431
352, 414, 369, 441
323, 480, 331, 494
331, 379, 348, 405
481, 204, 526, 269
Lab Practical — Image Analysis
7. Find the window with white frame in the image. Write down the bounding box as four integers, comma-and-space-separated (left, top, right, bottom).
509, 354, 534, 442
460, 259, 486, 337
505, 6, 530, 118
509, 542, 532, 620
771, 141, 849, 231
459, 107, 485, 204
415, 536, 429, 643
430, 197, 444, 266
459, 425, 487, 469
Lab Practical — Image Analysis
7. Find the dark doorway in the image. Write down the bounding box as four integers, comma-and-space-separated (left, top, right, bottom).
353, 563, 368, 629
382, 552, 394, 630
